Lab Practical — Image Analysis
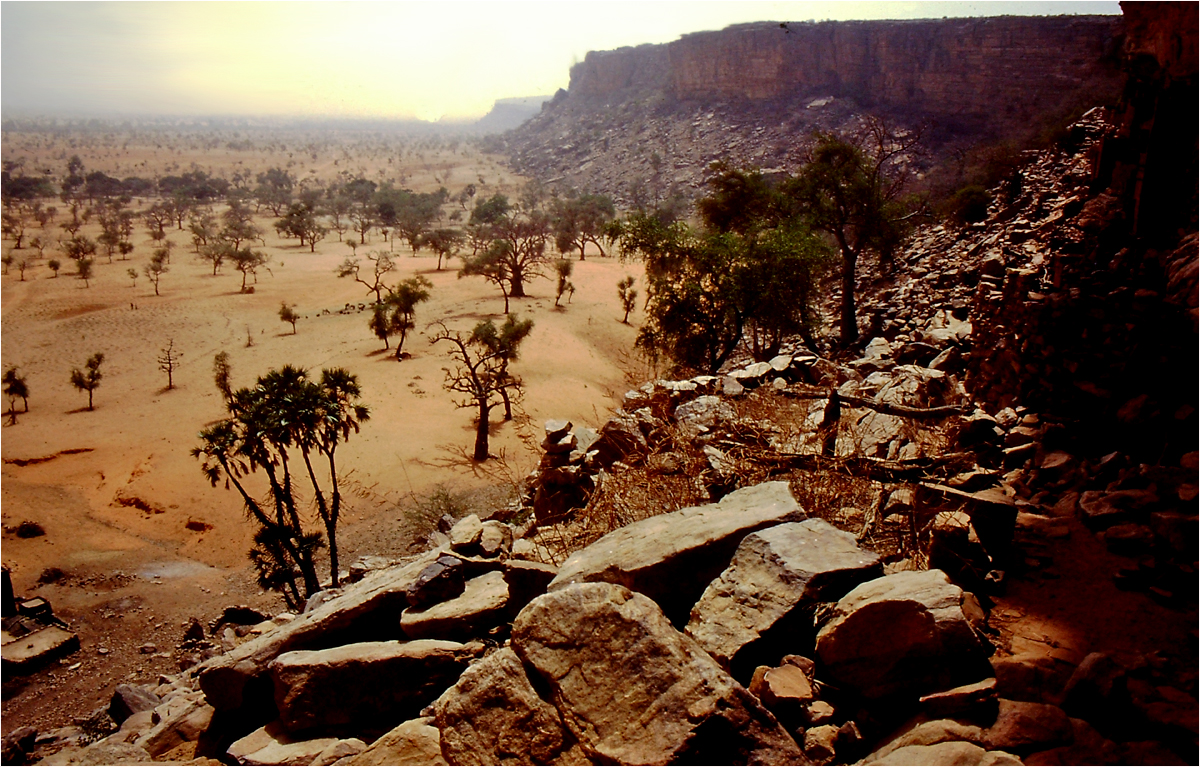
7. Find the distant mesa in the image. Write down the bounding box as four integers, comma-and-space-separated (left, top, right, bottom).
473, 95, 555, 135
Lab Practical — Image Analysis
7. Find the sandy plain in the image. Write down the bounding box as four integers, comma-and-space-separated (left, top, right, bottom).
0, 129, 646, 729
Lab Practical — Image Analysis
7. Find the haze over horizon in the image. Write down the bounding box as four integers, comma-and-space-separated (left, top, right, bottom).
2, 1, 1120, 123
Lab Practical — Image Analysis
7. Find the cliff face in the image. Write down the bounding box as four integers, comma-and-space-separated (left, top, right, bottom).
570, 17, 1123, 130
497, 16, 1125, 202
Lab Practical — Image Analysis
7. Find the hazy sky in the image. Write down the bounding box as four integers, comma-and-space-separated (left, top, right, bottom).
1, 1, 1120, 122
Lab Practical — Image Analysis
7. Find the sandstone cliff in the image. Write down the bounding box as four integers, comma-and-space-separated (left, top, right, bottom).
494, 16, 1125, 202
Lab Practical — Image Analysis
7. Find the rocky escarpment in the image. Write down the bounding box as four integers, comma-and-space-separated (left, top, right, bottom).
491, 15, 1124, 202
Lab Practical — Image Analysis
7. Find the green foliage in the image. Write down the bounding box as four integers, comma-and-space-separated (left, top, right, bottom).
369, 276, 432, 356
432, 315, 533, 461
69, 353, 104, 410
193, 364, 370, 607
950, 185, 992, 224
617, 275, 637, 324
279, 302, 299, 334
785, 129, 916, 343
4, 366, 29, 419
275, 203, 327, 252
420, 227, 464, 270
552, 192, 615, 258
553, 258, 574, 307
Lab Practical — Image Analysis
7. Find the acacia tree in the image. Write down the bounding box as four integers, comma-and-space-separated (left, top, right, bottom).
193, 364, 369, 606
461, 193, 549, 298
3, 367, 29, 424
279, 302, 299, 334
553, 258, 574, 307
786, 124, 918, 344
421, 228, 464, 270
144, 248, 169, 295
432, 315, 532, 461
369, 276, 432, 357
552, 193, 615, 259
69, 353, 104, 410
617, 276, 638, 324
230, 247, 269, 291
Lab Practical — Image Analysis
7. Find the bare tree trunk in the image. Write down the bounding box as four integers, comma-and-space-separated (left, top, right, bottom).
840, 250, 859, 344
474, 400, 490, 461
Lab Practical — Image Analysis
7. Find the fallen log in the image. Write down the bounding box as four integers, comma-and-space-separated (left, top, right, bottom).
783, 385, 970, 419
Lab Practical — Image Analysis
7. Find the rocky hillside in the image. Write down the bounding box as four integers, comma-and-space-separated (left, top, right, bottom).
488, 15, 1124, 203
10, 106, 1196, 763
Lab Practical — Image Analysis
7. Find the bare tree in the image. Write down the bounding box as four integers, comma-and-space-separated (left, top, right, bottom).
158, 340, 181, 389
336, 251, 394, 303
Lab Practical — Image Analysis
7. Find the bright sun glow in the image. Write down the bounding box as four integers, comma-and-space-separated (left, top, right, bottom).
0, 1, 1121, 120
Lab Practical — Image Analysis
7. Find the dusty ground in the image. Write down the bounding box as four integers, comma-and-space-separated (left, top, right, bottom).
1, 131, 648, 732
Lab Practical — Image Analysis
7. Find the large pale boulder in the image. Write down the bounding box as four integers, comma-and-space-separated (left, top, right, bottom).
400, 571, 509, 641
199, 549, 443, 711
227, 722, 364, 766
863, 741, 1021, 765
511, 582, 804, 765
269, 640, 469, 734
133, 692, 214, 758
347, 718, 445, 766
548, 481, 804, 623
686, 519, 881, 673
815, 570, 991, 700
435, 647, 586, 765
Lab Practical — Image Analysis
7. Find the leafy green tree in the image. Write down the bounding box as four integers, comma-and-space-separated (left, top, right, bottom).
275, 203, 327, 252
220, 198, 262, 249
421, 227, 464, 270
2, 209, 28, 249
254, 167, 295, 216
468, 313, 533, 421
617, 275, 637, 324
48, 258, 61, 277
144, 248, 169, 296
553, 258, 575, 307
69, 353, 104, 410
785, 127, 917, 343
432, 315, 532, 461
4, 366, 29, 424
552, 193, 615, 259
628, 209, 831, 372
230, 247, 269, 291
384, 276, 432, 358
77, 257, 95, 288
279, 302, 299, 334
461, 192, 549, 300
193, 364, 369, 605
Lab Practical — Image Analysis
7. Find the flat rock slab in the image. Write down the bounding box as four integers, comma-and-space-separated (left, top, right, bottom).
199, 549, 443, 711
347, 718, 446, 766
687, 518, 881, 671
401, 571, 510, 641
270, 639, 469, 735
228, 722, 365, 766
863, 741, 1021, 766
815, 569, 991, 700
512, 582, 803, 765
435, 647, 585, 766
548, 481, 804, 624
